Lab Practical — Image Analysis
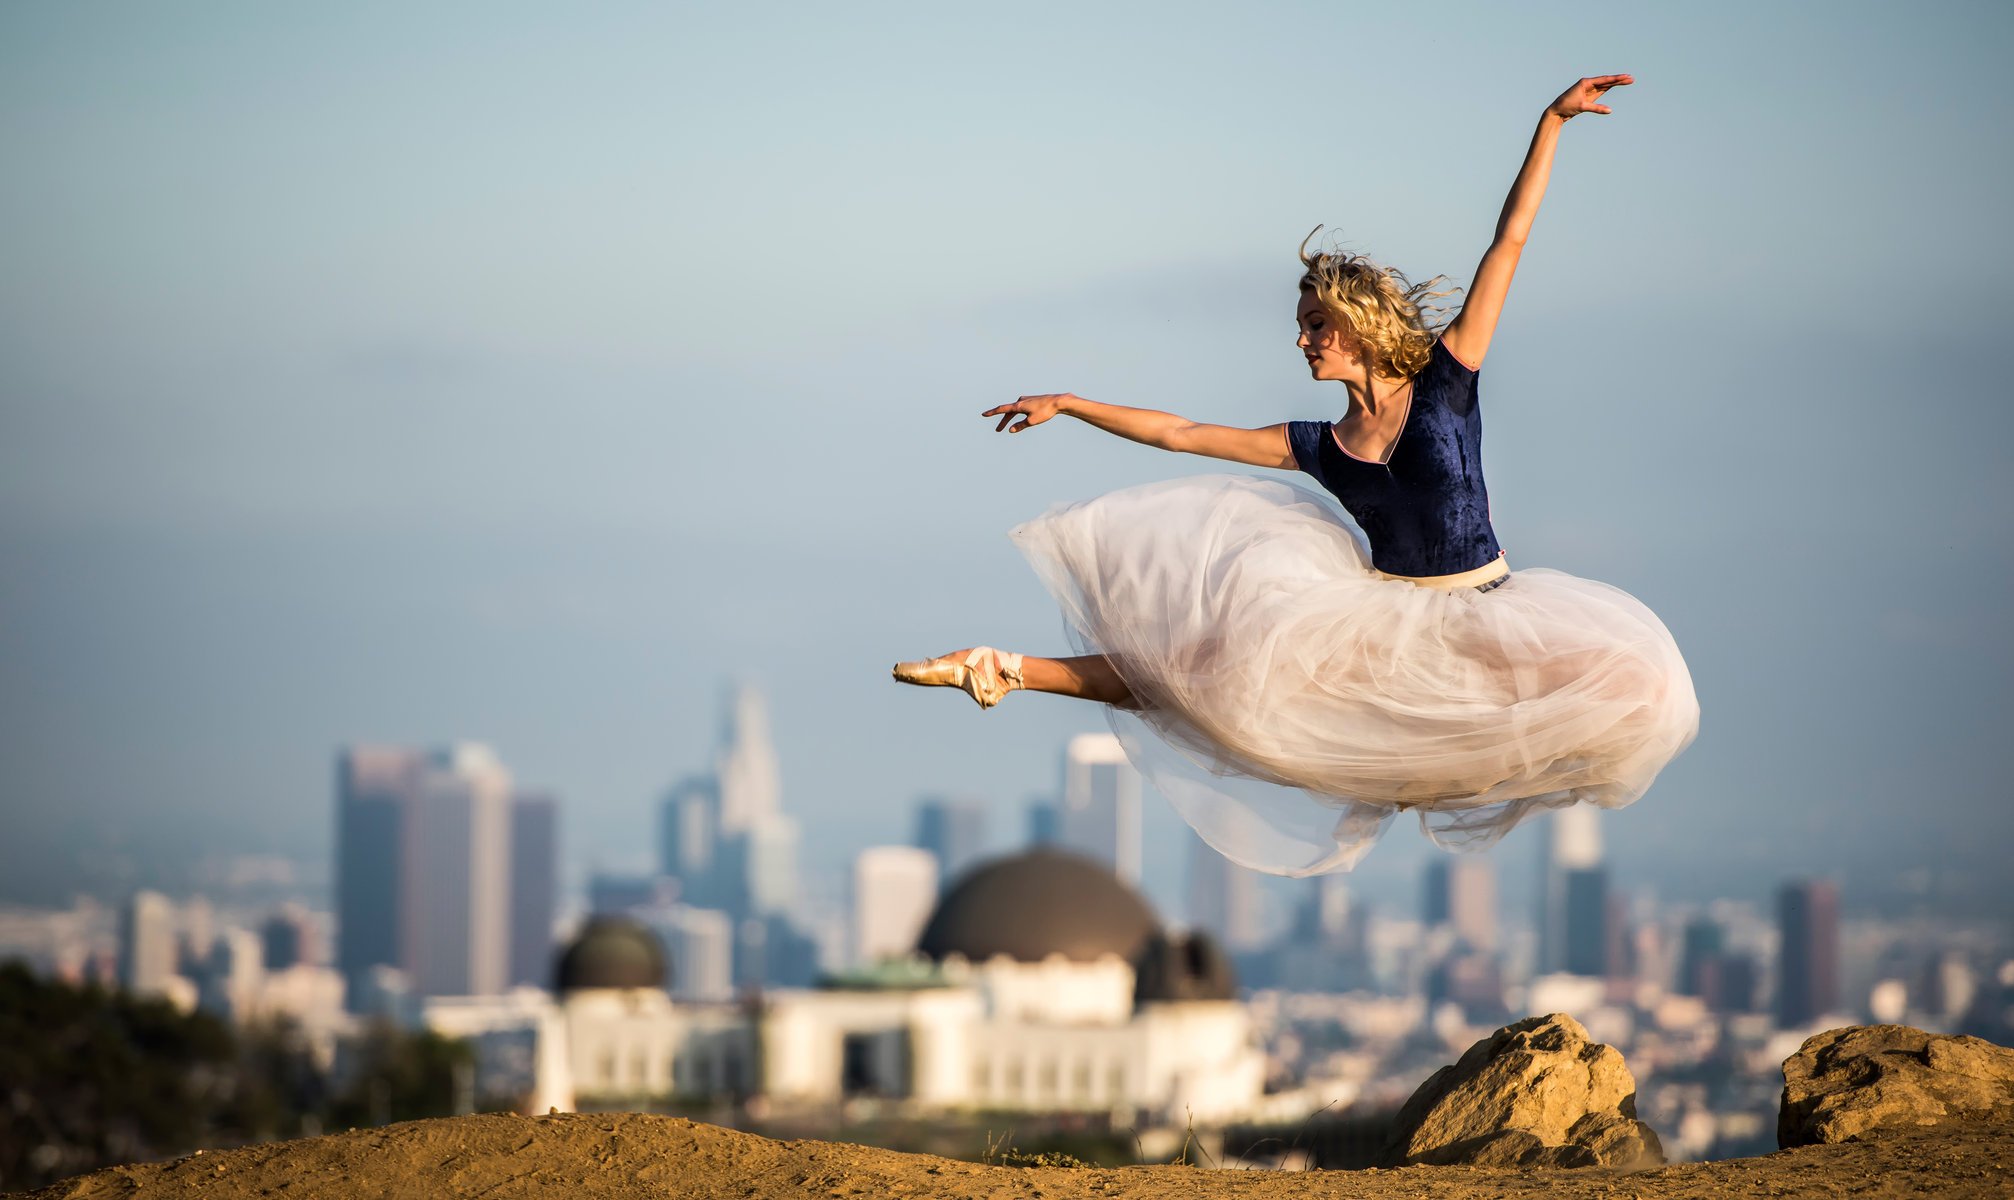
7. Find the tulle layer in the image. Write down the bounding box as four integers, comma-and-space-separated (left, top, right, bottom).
1007, 474, 1700, 875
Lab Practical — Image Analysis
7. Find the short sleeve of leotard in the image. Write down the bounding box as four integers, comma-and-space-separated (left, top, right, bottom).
1286, 419, 1331, 476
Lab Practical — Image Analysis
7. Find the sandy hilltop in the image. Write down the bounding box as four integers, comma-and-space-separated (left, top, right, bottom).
17, 1106, 2013, 1200
20, 1019, 2014, 1199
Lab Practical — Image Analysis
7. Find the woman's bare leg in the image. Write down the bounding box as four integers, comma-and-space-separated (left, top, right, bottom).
1020, 652, 1139, 709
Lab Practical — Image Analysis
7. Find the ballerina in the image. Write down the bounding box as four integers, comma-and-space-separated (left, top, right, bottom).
893, 75, 1699, 875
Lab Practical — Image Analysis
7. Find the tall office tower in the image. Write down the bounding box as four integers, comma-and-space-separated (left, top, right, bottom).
118, 890, 178, 997
178, 896, 216, 976
407, 742, 514, 997
199, 928, 266, 1019
640, 906, 733, 1003
260, 904, 320, 970
336, 744, 425, 1003
508, 792, 559, 989
851, 846, 940, 966
1776, 878, 1841, 1027
659, 773, 721, 908
1677, 916, 1725, 998
1422, 858, 1498, 952
1058, 733, 1143, 885
1538, 806, 1604, 972
1026, 798, 1060, 846
1561, 866, 1612, 977
1187, 829, 1266, 952
914, 796, 989, 890
725, 814, 800, 918
715, 683, 781, 833
735, 912, 822, 989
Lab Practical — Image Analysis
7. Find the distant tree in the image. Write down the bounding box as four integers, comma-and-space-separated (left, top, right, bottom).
0, 959, 234, 1190
326, 1019, 475, 1128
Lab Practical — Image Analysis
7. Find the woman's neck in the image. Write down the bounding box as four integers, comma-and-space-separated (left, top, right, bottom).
1340, 368, 1414, 421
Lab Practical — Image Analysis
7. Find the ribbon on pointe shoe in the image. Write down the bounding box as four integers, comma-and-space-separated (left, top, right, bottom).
960, 647, 1024, 709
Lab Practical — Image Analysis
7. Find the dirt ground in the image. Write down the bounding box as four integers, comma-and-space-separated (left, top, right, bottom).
20, 1107, 2014, 1200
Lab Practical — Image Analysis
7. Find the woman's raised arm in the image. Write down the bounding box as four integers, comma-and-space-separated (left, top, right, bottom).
1440, 74, 1633, 371
982, 394, 1295, 469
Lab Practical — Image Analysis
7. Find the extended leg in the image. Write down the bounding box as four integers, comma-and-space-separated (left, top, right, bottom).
1020, 653, 1140, 709
894, 646, 1140, 710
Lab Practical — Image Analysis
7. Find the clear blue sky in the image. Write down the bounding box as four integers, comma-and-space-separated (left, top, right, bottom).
3, 2, 2010, 918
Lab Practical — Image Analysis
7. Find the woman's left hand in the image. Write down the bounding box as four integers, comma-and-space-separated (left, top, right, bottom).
1547, 74, 1633, 120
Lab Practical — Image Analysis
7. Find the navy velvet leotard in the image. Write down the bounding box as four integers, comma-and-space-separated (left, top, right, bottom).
1285, 338, 1504, 578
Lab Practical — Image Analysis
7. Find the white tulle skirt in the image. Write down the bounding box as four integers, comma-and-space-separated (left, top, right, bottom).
1007, 474, 1699, 875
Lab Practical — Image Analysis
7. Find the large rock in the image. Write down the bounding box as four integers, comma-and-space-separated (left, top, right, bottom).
1382, 1012, 1664, 1168
1778, 1023, 2014, 1148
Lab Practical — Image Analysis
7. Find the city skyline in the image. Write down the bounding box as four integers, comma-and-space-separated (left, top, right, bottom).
3, 4, 2011, 921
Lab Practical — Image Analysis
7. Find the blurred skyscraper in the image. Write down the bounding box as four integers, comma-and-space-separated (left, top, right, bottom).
1776, 878, 1841, 1026
335, 745, 422, 1002
509, 792, 559, 988
407, 743, 512, 997
914, 796, 988, 890
1186, 829, 1265, 952
659, 774, 720, 906
637, 905, 733, 1003
260, 903, 321, 970
1057, 733, 1142, 885
335, 741, 556, 1004
656, 684, 801, 923
1422, 858, 1497, 953
1026, 797, 1060, 847
118, 889, 177, 997
1538, 806, 1604, 974
851, 846, 939, 966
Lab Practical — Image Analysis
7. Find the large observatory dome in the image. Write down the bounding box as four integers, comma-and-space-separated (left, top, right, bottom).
554, 917, 669, 992
916, 846, 1159, 964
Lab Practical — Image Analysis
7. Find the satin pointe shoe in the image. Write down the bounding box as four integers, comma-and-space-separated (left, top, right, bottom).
891, 646, 1025, 710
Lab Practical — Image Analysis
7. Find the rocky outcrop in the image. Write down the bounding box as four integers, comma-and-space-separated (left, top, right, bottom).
1382, 1012, 1664, 1168
1778, 1024, 2014, 1148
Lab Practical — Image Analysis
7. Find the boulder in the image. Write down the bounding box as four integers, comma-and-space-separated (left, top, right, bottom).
1778, 1024, 2014, 1148
1382, 1012, 1663, 1168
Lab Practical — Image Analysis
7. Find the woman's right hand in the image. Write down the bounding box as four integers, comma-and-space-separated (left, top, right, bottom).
984, 394, 1073, 433
1546, 74, 1632, 121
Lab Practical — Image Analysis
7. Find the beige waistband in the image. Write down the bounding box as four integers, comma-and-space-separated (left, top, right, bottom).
1377, 552, 1510, 590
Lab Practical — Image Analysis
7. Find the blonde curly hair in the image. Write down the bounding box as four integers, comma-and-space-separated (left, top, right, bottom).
1298, 226, 1462, 378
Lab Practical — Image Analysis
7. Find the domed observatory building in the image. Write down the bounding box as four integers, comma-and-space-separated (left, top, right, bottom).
552, 917, 757, 1102
422, 916, 757, 1113
764, 847, 1265, 1123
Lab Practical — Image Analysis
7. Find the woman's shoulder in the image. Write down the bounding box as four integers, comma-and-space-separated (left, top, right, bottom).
1415, 337, 1481, 416
1284, 418, 1333, 475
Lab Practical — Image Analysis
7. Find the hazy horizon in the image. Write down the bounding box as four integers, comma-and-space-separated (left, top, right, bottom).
4, 3, 2010, 923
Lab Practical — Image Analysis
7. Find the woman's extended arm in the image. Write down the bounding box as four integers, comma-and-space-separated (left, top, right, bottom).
981, 393, 1294, 469
1440, 74, 1633, 371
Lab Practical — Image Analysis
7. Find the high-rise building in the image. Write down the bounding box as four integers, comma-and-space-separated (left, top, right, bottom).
639, 906, 733, 1003
851, 846, 939, 966
1026, 798, 1060, 846
914, 796, 989, 890
260, 904, 320, 971
337, 741, 525, 1002
1058, 733, 1142, 884
1561, 866, 1611, 977
1538, 806, 1604, 973
715, 684, 781, 834
407, 743, 514, 997
654, 684, 800, 930
1187, 830, 1265, 952
1422, 858, 1497, 952
336, 745, 423, 1003
659, 774, 721, 907
118, 890, 177, 998
509, 792, 559, 989
1776, 878, 1841, 1027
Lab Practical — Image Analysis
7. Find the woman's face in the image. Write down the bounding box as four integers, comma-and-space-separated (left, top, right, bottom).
1296, 291, 1360, 381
